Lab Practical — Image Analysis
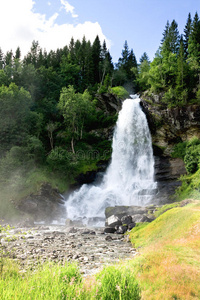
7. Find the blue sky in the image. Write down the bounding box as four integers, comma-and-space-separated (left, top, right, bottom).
0, 0, 199, 63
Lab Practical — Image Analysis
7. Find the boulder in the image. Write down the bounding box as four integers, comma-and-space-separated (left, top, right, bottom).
18, 183, 66, 223
131, 214, 150, 223
128, 222, 136, 230
105, 206, 149, 219
106, 215, 122, 227
121, 215, 133, 225
104, 227, 116, 234
116, 225, 128, 234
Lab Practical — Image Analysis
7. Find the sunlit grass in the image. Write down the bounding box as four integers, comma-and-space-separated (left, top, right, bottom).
128, 201, 200, 299
0, 258, 141, 300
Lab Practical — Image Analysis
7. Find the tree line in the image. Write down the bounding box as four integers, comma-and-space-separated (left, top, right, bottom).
0, 11, 200, 184
137, 12, 200, 106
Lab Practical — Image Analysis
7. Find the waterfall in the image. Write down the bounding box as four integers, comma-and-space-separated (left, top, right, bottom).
65, 96, 157, 225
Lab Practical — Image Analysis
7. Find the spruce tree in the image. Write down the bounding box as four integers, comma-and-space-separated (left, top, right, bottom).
183, 13, 192, 57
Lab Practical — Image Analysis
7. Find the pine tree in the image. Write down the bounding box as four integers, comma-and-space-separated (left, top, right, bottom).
161, 20, 180, 55
176, 36, 188, 96
91, 35, 102, 84
188, 12, 200, 85
140, 52, 150, 64
183, 13, 192, 57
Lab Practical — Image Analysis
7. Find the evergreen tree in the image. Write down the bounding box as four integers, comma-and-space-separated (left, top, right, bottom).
140, 52, 150, 64
183, 13, 192, 57
114, 41, 137, 90
161, 20, 180, 55
138, 52, 151, 91
176, 36, 189, 101
15, 47, 21, 60
188, 12, 200, 85
91, 35, 102, 84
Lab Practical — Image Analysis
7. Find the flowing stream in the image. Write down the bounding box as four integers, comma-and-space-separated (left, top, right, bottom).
65, 96, 157, 225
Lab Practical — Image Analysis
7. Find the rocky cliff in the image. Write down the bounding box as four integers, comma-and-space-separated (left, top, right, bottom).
140, 94, 200, 202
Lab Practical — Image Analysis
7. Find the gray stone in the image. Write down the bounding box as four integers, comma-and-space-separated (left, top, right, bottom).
131, 214, 149, 223
106, 215, 122, 227
105, 206, 148, 219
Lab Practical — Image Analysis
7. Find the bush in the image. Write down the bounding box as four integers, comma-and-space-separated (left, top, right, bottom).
110, 86, 129, 99
46, 147, 73, 172
184, 137, 200, 173
171, 141, 187, 159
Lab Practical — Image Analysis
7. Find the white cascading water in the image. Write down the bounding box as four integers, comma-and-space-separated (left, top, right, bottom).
65, 96, 157, 224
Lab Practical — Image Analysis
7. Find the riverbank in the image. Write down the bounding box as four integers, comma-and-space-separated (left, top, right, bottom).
1, 200, 200, 299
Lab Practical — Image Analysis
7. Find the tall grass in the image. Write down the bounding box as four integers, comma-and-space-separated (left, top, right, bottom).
0, 261, 85, 300
0, 258, 141, 300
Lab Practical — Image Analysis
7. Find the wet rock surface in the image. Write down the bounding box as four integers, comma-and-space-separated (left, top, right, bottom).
0, 225, 137, 276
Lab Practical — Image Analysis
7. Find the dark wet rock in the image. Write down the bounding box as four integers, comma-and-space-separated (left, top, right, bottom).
105, 235, 113, 241
121, 215, 133, 225
96, 92, 122, 115
128, 222, 136, 230
116, 225, 128, 234
104, 227, 116, 234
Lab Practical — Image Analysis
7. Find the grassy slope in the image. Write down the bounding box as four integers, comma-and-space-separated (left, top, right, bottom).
128, 201, 200, 299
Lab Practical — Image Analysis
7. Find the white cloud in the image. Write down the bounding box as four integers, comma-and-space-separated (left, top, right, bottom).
60, 0, 78, 18
0, 0, 111, 57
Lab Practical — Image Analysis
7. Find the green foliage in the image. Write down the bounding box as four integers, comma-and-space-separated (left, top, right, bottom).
0, 83, 32, 153
95, 265, 141, 300
58, 85, 94, 153
184, 137, 200, 173
47, 147, 73, 172
171, 141, 187, 159
110, 86, 129, 99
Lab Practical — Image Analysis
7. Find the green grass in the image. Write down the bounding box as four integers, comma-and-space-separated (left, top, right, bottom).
94, 265, 140, 300
0, 258, 141, 300
0, 261, 85, 300
128, 201, 200, 299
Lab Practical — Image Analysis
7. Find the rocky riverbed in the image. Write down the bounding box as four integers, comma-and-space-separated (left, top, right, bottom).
0, 225, 137, 276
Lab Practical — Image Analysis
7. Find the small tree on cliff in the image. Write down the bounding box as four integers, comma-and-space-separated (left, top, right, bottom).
58, 85, 93, 154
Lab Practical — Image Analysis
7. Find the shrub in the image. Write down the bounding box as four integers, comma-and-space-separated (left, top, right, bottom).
171, 141, 187, 159
110, 86, 129, 99
46, 146, 73, 172
184, 137, 200, 173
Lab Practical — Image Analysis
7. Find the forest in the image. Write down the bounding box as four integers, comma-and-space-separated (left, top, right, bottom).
1, 12, 200, 218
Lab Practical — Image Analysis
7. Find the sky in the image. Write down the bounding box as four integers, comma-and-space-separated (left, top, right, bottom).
0, 0, 199, 64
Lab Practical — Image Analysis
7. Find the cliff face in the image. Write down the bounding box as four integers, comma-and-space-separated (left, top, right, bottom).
141, 99, 200, 155
140, 97, 200, 202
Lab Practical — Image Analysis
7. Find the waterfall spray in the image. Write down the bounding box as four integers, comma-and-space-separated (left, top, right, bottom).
65, 96, 157, 224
